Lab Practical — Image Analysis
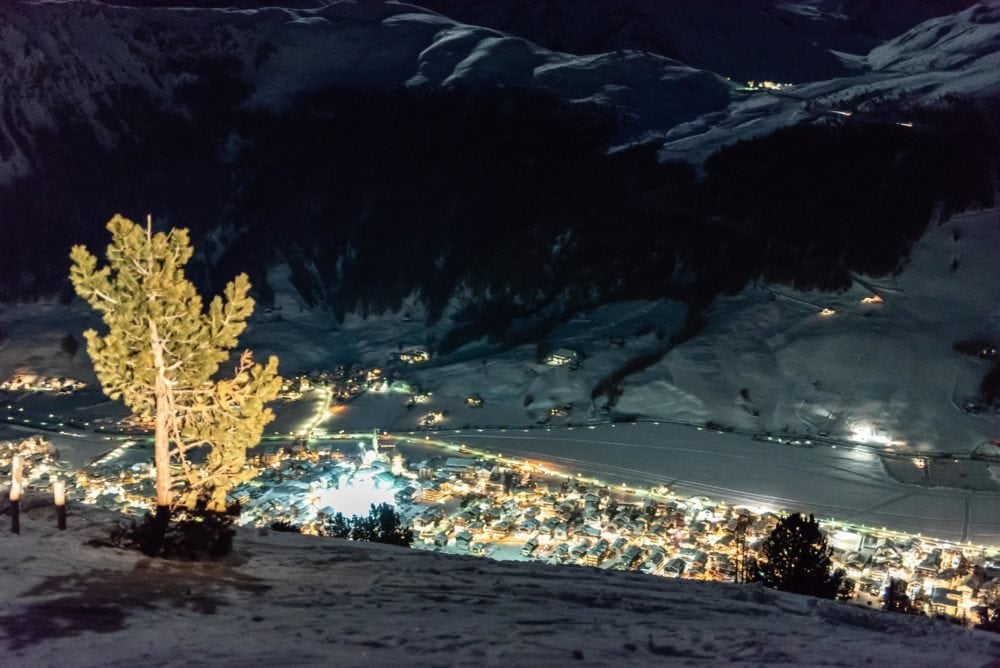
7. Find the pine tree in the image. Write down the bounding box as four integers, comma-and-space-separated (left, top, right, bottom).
323, 512, 353, 539
70, 215, 281, 525
333, 504, 413, 547
883, 577, 913, 614
978, 603, 1000, 633
752, 513, 843, 599
365, 503, 413, 547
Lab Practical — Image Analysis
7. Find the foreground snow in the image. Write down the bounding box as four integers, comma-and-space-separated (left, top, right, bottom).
1, 506, 998, 666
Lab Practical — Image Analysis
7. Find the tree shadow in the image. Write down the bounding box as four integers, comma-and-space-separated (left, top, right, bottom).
0, 560, 271, 650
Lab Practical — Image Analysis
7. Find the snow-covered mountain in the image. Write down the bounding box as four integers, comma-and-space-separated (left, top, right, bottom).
418, 0, 847, 83
2, 507, 999, 666
660, 1, 1000, 163
0, 0, 732, 186
0, 1, 998, 444
868, 2, 1000, 75
3, 0, 996, 187
748, 0, 981, 55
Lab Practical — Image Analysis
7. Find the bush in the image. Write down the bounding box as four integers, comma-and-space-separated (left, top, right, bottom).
60, 333, 79, 357
269, 520, 301, 533
95, 508, 236, 560
977, 605, 1000, 633
980, 364, 1000, 406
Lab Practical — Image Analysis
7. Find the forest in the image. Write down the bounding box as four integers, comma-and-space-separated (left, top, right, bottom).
0, 81, 994, 353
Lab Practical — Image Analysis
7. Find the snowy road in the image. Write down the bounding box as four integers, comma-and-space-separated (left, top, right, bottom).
400, 423, 1000, 546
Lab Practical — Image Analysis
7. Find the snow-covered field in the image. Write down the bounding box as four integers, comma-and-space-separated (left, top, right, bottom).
1, 506, 999, 667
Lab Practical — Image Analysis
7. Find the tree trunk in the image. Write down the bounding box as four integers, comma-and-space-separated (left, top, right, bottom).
149, 319, 173, 555
150, 320, 173, 509
154, 372, 172, 507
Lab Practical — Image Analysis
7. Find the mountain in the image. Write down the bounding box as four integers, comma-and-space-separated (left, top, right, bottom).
660, 1, 1000, 163
0, 0, 731, 187
2, 507, 999, 666
0, 0, 996, 334
747, 0, 981, 55
867, 2, 1000, 76
0, 0, 732, 308
416, 0, 982, 82
416, 0, 850, 83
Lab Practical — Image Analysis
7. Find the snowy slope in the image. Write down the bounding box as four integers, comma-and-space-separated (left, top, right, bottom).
661, 1, 1000, 163
618, 207, 1000, 455
867, 3, 1000, 73
2, 506, 999, 666
750, 0, 980, 55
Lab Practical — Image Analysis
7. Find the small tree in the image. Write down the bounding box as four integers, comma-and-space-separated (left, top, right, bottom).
752, 513, 843, 599
352, 503, 414, 547
322, 504, 413, 546
70, 215, 281, 533
323, 512, 353, 539
883, 577, 913, 614
977, 603, 1000, 634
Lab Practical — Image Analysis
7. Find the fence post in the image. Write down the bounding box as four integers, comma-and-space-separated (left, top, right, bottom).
10, 480, 20, 534
53, 479, 66, 530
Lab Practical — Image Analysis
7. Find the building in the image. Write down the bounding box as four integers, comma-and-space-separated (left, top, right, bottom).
929, 588, 963, 617
544, 348, 579, 366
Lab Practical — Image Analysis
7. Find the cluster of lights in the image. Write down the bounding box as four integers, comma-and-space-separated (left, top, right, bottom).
403, 426, 1000, 560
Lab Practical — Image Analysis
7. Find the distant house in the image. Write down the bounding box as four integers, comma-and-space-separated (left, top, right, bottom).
917, 549, 943, 576
929, 588, 963, 617
618, 545, 644, 570
585, 539, 610, 566
373, 472, 397, 489
420, 482, 448, 503
490, 520, 513, 538
442, 458, 479, 481
640, 550, 665, 575
663, 558, 686, 578
518, 518, 540, 536
544, 348, 579, 367
395, 348, 430, 364
521, 537, 540, 557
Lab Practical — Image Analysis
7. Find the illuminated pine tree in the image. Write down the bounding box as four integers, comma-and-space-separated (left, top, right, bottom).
70, 214, 281, 519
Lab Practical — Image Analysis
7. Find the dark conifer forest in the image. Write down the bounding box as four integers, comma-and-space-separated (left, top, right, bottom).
1, 82, 994, 347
